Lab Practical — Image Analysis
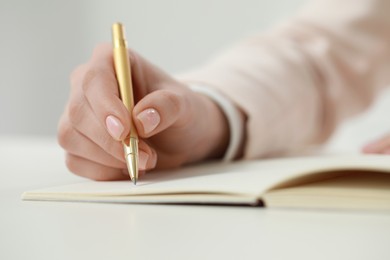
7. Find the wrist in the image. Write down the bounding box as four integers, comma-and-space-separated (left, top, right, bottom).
188, 84, 245, 162
194, 92, 230, 161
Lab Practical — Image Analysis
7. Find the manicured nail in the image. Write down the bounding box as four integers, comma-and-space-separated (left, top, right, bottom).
138, 151, 149, 170
106, 115, 124, 140
137, 108, 160, 135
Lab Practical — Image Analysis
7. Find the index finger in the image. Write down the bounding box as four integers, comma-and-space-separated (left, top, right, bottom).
82, 44, 132, 140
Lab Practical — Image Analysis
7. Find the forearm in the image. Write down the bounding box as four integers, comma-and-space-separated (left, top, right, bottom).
179, 0, 390, 159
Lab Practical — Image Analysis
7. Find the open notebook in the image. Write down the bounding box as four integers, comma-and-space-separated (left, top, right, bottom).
22, 155, 390, 210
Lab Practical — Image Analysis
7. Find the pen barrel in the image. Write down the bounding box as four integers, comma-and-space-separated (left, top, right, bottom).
123, 137, 139, 156
112, 23, 138, 139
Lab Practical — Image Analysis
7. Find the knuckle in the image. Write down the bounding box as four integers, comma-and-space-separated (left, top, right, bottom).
93, 43, 111, 55
67, 98, 85, 126
160, 90, 184, 113
100, 133, 113, 151
82, 67, 101, 94
98, 131, 120, 156
65, 153, 112, 181
127, 48, 138, 65
70, 64, 86, 87
91, 171, 112, 181
100, 132, 123, 159
65, 154, 79, 175
82, 66, 115, 97
103, 136, 124, 160
57, 119, 73, 150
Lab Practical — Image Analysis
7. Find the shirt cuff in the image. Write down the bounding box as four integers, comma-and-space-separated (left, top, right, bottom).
189, 84, 244, 161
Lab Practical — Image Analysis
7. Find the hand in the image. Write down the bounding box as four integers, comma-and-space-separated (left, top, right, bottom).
58, 44, 229, 180
362, 133, 390, 155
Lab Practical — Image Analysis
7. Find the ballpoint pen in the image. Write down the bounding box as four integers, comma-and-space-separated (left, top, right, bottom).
112, 23, 139, 185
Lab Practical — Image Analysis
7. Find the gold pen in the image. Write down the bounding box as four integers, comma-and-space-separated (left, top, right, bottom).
112, 23, 139, 185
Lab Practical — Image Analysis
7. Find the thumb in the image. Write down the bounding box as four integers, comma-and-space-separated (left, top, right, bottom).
133, 89, 188, 138
127, 48, 178, 101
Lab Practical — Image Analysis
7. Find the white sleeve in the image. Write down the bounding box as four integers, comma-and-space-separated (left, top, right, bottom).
189, 84, 244, 161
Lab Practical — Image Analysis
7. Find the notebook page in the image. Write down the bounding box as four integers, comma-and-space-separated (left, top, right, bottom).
23, 155, 390, 202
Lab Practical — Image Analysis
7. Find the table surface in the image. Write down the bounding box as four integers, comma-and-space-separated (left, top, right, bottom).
1, 135, 390, 260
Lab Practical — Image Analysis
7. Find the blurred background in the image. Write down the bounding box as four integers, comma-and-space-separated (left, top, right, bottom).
1, 0, 390, 149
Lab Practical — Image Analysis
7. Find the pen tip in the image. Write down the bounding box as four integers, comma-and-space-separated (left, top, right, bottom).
125, 152, 138, 186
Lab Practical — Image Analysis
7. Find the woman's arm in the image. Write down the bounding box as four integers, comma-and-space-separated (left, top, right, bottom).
179, 0, 390, 158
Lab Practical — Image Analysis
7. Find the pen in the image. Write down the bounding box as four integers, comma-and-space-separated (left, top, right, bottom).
111, 23, 139, 185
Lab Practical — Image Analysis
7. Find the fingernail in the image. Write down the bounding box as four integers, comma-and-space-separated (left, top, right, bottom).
106, 115, 124, 140
137, 108, 160, 135
138, 151, 149, 170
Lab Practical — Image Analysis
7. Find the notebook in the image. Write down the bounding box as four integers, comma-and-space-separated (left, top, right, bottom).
22, 155, 390, 210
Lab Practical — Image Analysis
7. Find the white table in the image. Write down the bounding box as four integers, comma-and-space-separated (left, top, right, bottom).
1, 136, 389, 260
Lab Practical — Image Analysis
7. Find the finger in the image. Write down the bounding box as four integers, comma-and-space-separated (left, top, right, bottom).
60, 117, 155, 175
127, 49, 175, 97
69, 64, 129, 162
65, 153, 128, 181
65, 96, 159, 170
81, 64, 131, 141
58, 114, 127, 169
74, 44, 131, 141
138, 140, 158, 170
66, 82, 158, 171
82, 44, 178, 141
133, 89, 189, 138
362, 134, 390, 153
66, 91, 126, 163
81, 44, 167, 140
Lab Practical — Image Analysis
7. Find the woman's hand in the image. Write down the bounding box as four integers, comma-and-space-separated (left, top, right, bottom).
362, 133, 390, 155
58, 44, 229, 180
